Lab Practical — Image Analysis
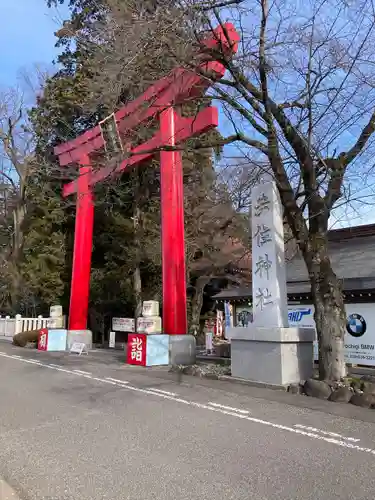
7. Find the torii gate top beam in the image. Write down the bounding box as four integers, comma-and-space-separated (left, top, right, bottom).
54, 23, 240, 194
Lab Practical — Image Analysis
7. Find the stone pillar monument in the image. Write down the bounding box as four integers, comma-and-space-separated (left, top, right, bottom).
229, 182, 314, 386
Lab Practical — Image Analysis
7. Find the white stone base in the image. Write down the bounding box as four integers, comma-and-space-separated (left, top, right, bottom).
229, 326, 315, 386
67, 330, 93, 351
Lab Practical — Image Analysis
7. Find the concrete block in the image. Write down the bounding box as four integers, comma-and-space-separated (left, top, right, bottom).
169, 334, 196, 365
67, 330, 92, 350
50, 305, 63, 317
137, 316, 162, 334
230, 326, 315, 386
142, 301, 160, 317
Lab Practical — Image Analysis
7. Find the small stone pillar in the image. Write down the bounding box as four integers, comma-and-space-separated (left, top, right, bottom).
229, 181, 314, 386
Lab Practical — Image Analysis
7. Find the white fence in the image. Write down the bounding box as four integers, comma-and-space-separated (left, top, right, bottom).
0, 315, 51, 341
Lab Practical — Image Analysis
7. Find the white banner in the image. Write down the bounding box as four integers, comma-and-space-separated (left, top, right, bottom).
232, 302, 375, 366
224, 302, 233, 330
288, 303, 375, 366
216, 310, 223, 337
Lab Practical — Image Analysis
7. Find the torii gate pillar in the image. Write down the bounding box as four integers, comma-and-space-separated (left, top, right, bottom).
68, 154, 94, 331
160, 107, 187, 336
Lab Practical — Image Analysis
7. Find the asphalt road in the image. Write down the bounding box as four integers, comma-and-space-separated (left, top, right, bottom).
1, 342, 375, 499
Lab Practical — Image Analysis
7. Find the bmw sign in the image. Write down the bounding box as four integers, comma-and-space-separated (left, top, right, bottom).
346, 313, 367, 338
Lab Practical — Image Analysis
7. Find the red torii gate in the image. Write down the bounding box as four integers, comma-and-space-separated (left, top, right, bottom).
54, 23, 239, 335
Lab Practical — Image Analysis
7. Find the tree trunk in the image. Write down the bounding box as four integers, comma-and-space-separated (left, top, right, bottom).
12, 203, 26, 263
188, 277, 209, 336
9, 203, 26, 311
306, 234, 347, 381
132, 172, 142, 330
133, 260, 142, 324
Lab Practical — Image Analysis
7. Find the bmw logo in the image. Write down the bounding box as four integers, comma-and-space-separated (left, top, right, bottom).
346, 313, 367, 337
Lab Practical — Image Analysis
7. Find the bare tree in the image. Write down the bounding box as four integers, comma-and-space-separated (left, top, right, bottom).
181, 0, 375, 381
0, 87, 35, 308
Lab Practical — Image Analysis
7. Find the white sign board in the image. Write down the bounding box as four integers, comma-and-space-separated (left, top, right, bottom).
70, 342, 88, 355
112, 317, 135, 332
288, 303, 375, 365
251, 182, 289, 328
233, 302, 375, 366
109, 331, 116, 348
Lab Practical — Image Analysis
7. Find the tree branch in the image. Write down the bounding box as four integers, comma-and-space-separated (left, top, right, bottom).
213, 88, 268, 137
198, 0, 245, 10
342, 110, 375, 166
278, 101, 307, 110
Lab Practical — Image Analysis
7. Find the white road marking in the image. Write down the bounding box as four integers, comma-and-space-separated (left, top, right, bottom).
44, 365, 77, 375
1, 351, 374, 456
92, 377, 117, 385
148, 388, 177, 396
294, 424, 360, 442
21, 359, 44, 366
11, 355, 22, 359
105, 377, 129, 385
73, 369, 92, 375
208, 402, 250, 414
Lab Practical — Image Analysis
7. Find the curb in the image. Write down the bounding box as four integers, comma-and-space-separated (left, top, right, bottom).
217, 374, 288, 391
170, 367, 288, 391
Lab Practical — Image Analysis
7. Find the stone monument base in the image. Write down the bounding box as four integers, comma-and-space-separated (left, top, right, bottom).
67, 330, 93, 351
169, 334, 196, 366
230, 326, 315, 386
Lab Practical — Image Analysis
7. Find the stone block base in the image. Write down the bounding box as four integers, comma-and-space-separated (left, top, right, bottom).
230, 326, 315, 386
169, 335, 196, 366
67, 330, 93, 351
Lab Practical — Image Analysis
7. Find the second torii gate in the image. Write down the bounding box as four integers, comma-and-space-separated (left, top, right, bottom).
54, 23, 239, 337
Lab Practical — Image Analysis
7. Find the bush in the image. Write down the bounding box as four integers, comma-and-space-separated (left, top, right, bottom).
13, 330, 39, 347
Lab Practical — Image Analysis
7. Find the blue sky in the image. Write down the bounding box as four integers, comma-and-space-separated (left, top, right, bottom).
0, 0, 69, 88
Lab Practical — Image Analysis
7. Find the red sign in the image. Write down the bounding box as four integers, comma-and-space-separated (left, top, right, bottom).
127, 334, 147, 366
38, 328, 48, 351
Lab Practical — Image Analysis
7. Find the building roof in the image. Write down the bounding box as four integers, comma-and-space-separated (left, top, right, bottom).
213, 223, 375, 301
286, 224, 375, 283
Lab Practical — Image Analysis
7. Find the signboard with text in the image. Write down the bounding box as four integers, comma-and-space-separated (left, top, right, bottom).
127, 334, 147, 366
112, 317, 135, 332
38, 328, 48, 351
126, 334, 169, 366
288, 303, 375, 365
234, 302, 375, 365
